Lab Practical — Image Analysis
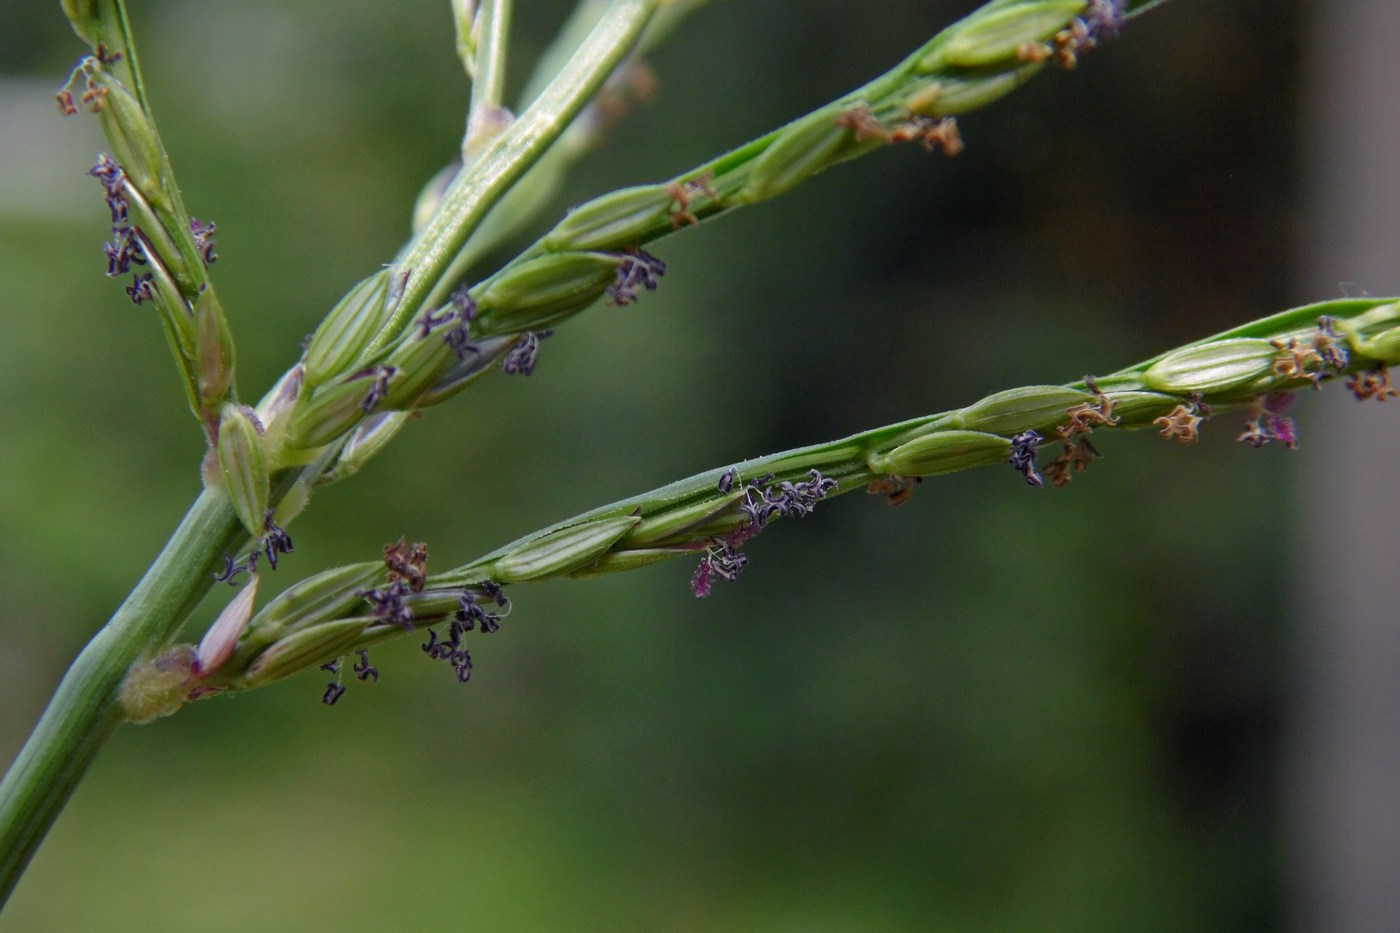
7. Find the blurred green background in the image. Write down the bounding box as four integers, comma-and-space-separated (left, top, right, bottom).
0, 1, 1318, 929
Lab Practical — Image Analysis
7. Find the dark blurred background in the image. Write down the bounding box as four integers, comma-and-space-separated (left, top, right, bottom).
1, 0, 1395, 929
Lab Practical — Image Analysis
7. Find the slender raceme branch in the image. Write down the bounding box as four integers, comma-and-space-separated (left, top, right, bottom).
60, 0, 238, 441
177, 296, 1400, 699
458, 0, 1147, 337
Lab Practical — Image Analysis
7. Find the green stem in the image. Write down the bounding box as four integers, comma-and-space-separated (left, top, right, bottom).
453, 0, 477, 78
464, 0, 514, 156
367, 0, 658, 356
0, 487, 245, 906
424, 0, 712, 308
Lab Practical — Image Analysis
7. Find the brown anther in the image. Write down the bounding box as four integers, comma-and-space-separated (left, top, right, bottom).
1061, 376, 1120, 438
887, 124, 916, 144
56, 90, 78, 116
835, 105, 889, 143
81, 83, 109, 113
867, 475, 921, 506
1311, 317, 1350, 371
94, 43, 123, 65
929, 117, 964, 156
664, 182, 692, 213
665, 183, 698, 228
1154, 405, 1203, 443
1052, 19, 1095, 69
1347, 366, 1400, 402
1270, 337, 1324, 386
1043, 437, 1100, 487
384, 537, 430, 593
889, 116, 962, 157
665, 172, 718, 229
1055, 421, 1086, 443
1016, 42, 1053, 63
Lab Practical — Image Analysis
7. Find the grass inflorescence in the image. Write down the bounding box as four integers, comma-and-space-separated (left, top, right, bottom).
168, 296, 1400, 703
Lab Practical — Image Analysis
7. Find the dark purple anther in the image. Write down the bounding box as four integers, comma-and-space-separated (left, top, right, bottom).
104, 193, 127, 224
415, 305, 455, 338
189, 218, 218, 265
606, 249, 667, 306
452, 648, 473, 682
214, 552, 246, 586
691, 469, 836, 597
355, 365, 397, 412
261, 510, 294, 570
352, 650, 379, 682
450, 284, 477, 321
479, 579, 507, 606
422, 629, 445, 658
103, 227, 143, 277
708, 543, 748, 582
87, 153, 124, 195
423, 605, 479, 682
126, 272, 155, 305
501, 330, 552, 376
443, 321, 477, 359
1007, 430, 1044, 487
455, 586, 506, 634
359, 581, 413, 629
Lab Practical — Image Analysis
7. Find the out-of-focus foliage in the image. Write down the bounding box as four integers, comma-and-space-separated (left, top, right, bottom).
1, 0, 1300, 928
